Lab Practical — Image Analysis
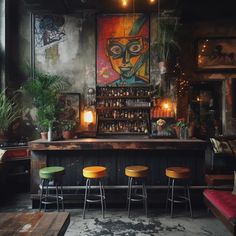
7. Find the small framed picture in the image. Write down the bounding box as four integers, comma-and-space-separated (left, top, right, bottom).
58, 93, 80, 125
196, 37, 236, 71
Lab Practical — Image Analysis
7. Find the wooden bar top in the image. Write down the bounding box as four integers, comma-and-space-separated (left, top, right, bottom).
0, 212, 70, 236
29, 138, 207, 151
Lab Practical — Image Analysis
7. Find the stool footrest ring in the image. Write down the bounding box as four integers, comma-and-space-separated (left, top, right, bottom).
86, 194, 105, 203
130, 194, 146, 202
168, 195, 189, 204
41, 196, 63, 205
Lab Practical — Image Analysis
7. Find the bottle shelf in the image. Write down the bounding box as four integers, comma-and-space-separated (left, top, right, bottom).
99, 117, 148, 121
96, 106, 151, 110
96, 95, 150, 99
96, 86, 151, 135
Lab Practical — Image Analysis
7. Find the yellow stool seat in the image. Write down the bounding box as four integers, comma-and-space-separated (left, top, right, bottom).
166, 167, 191, 179
83, 166, 107, 179
125, 165, 149, 178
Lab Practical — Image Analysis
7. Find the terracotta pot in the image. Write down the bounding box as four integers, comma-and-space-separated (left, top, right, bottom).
62, 131, 74, 140
40, 132, 48, 140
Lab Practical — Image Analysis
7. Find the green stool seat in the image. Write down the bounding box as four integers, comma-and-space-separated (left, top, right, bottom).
39, 166, 65, 179
39, 166, 65, 212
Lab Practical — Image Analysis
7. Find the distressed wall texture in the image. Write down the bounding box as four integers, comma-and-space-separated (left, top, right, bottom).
7, 1, 236, 137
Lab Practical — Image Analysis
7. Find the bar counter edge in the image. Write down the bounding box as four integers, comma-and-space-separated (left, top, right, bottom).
29, 138, 207, 151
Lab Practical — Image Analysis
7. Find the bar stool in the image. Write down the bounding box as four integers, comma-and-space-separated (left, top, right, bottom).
82, 166, 107, 219
125, 165, 149, 217
165, 167, 192, 218
39, 166, 65, 212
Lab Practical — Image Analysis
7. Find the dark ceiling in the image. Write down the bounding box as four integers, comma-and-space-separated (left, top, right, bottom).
23, 0, 236, 22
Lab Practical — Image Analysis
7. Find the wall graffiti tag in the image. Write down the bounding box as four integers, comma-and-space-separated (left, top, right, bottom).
35, 15, 66, 49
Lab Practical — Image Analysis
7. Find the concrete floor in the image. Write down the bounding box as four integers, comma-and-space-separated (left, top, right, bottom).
0, 193, 231, 236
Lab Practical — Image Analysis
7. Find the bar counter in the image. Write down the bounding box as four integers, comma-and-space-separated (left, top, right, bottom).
29, 138, 207, 206
29, 138, 206, 150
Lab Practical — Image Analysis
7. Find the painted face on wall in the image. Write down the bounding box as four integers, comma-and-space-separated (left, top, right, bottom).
106, 36, 148, 78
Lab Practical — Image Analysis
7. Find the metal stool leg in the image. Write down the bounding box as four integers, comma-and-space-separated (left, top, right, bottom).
99, 180, 105, 219
126, 177, 131, 209
170, 178, 175, 218
83, 178, 89, 219
128, 177, 133, 218
187, 183, 193, 218
142, 179, 148, 217
39, 179, 45, 211
44, 180, 49, 212
184, 184, 188, 211
165, 177, 170, 211
102, 181, 106, 212
56, 184, 59, 211
60, 185, 64, 211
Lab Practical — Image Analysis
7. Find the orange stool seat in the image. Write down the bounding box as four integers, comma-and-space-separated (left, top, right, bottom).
165, 166, 192, 218
125, 165, 149, 178
166, 167, 191, 179
83, 166, 107, 179
125, 165, 149, 217
82, 166, 107, 219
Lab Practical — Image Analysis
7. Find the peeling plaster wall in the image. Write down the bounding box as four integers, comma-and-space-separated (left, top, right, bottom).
34, 14, 96, 97
8, 0, 236, 137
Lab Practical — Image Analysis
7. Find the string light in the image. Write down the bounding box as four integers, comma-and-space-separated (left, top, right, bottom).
198, 39, 209, 65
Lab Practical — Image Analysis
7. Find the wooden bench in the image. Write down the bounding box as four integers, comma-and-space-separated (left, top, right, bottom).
0, 212, 70, 235
204, 189, 236, 235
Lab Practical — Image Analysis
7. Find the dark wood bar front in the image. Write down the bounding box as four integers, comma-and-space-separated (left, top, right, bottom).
29, 138, 207, 206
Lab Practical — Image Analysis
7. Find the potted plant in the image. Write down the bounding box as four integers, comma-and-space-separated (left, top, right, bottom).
156, 17, 180, 74
19, 69, 70, 140
61, 120, 76, 140
175, 118, 188, 139
0, 89, 20, 142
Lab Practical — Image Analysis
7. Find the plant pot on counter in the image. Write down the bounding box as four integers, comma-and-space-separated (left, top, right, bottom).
62, 131, 74, 140
40, 132, 48, 140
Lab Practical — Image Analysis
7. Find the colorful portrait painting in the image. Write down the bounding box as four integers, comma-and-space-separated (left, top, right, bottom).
97, 14, 150, 86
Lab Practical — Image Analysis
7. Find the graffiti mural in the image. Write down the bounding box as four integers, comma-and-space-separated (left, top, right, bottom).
34, 15, 83, 72
35, 15, 66, 49
97, 14, 150, 86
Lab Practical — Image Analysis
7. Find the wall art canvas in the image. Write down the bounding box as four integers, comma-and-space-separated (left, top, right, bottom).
197, 38, 236, 70
58, 93, 80, 125
97, 14, 150, 86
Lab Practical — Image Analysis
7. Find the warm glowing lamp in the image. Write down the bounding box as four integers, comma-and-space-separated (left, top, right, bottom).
84, 110, 93, 124
163, 102, 169, 110
122, 0, 128, 7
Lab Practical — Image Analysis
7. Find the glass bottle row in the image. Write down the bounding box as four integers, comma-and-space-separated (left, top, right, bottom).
97, 98, 151, 108
100, 109, 149, 119
97, 87, 150, 97
98, 120, 149, 134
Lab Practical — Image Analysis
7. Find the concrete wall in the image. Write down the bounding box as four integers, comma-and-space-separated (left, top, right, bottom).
5, 1, 236, 138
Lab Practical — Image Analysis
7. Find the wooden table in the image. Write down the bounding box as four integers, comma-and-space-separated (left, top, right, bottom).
0, 212, 70, 235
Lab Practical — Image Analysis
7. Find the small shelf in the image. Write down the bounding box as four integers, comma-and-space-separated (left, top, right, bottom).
96, 106, 151, 110
97, 95, 150, 99
99, 118, 148, 121
98, 132, 148, 135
